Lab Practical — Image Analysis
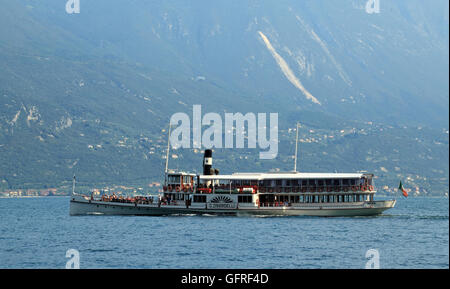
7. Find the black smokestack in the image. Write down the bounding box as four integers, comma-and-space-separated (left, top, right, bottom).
203, 149, 212, 175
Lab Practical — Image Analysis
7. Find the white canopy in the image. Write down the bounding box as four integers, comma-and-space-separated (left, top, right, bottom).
199, 172, 370, 181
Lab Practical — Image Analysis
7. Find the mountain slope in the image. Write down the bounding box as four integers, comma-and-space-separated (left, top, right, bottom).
0, 0, 448, 194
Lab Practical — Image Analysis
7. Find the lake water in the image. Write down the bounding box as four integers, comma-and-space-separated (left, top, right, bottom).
0, 196, 448, 268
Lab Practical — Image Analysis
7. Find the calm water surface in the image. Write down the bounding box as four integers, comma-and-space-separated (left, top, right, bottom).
0, 196, 448, 268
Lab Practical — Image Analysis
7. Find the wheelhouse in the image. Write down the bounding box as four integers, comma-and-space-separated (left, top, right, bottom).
165, 171, 196, 190
162, 171, 196, 205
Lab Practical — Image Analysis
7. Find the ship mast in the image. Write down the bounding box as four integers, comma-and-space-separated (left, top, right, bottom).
72, 175, 76, 196
294, 122, 300, 172
164, 123, 172, 183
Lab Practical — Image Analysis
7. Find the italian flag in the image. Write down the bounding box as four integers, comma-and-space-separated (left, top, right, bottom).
399, 181, 408, 197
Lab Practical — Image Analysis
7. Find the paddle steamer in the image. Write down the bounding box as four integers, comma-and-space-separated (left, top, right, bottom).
70, 124, 396, 216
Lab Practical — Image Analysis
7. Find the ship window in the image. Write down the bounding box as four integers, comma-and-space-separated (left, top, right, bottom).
193, 195, 206, 203
342, 179, 349, 186
168, 175, 181, 184
302, 180, 307, 187
182, 176, 192, 184
318, 179, 324, 186
238, 196, 252, 203
286, 179, 291, 186
333, 179, 340, 186
275, 179, 282, 186
325, 179, 332, 186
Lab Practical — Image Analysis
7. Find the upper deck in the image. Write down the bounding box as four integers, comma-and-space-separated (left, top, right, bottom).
199, 171, 370, 180
195, 171, 375, 194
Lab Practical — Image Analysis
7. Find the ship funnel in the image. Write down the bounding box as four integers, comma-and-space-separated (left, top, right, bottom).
203, 149, 213, 175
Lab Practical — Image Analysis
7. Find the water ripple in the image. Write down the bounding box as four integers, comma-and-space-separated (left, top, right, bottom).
0, 196, 448, 268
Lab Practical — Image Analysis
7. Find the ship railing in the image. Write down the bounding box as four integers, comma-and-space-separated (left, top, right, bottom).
163, 184, 194, 193
258, 201, 367, 208
194, 185, 375, 194
256, 185, 374, 193
96, 195, 156, 205
291, 201, 366, 207
260, 202, 292, 207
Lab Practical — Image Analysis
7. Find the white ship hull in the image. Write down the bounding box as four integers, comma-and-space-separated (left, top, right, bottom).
70, 195, 396, 217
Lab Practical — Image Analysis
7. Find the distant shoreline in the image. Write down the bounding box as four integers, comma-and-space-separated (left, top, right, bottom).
0, 194, 448, 199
